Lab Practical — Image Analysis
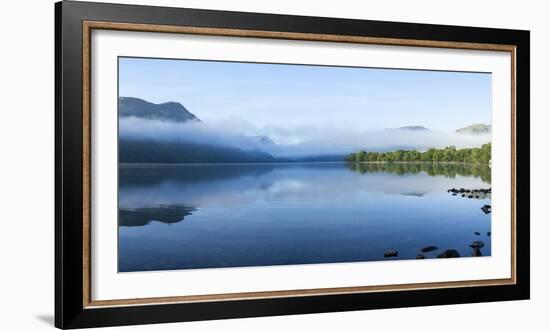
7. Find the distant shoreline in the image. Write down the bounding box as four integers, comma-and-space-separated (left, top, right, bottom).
119, 161, 348, 166
119, 161, 491, 166
346, 161, 490, 165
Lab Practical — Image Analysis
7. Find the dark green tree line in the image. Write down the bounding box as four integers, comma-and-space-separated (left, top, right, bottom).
345, 143, 491, 164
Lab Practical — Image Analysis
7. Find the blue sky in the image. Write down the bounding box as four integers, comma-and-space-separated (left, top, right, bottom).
119, 57, 491, 133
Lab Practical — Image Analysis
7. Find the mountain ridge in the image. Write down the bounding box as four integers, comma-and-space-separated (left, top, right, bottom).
456, 123, 491, 134
386, 125, 429, 131
119, 97, 200, 122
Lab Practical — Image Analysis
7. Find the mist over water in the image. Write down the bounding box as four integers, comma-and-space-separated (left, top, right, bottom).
120, 117, 491, 158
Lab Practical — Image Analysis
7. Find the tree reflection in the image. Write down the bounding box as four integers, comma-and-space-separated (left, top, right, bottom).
346, 162, 491, 184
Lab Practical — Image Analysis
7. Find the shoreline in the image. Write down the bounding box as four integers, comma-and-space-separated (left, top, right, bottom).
119, 161, 491, 166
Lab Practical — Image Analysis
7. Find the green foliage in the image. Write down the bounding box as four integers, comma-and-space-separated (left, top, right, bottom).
346, 143, 491, 165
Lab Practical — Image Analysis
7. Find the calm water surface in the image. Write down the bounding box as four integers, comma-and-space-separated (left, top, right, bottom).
118, 162, 491, 272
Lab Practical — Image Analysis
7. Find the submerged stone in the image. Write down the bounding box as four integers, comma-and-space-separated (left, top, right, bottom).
481, 204, 492, 214
420, 245, 438, 253
469, 241, 485, 248
471, 248, 482, 257
384, 249, 398, 257
437, 249, 460, 258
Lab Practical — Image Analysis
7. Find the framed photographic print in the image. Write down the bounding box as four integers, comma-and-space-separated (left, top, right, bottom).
55, 1, 530, 328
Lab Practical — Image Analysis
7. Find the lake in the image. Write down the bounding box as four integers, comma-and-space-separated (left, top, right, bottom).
118, 162, 491, 272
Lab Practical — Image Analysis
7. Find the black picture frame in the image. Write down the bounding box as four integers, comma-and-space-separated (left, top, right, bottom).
55, 1, 530, 328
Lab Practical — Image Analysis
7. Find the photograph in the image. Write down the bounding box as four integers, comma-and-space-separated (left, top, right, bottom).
49, 1, 531, 328
117, 57, 493, 272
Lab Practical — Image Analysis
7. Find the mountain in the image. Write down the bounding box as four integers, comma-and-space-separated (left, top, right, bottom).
455, 124, 491, 134
386, 126, 429, 131
119, 97, 279, 163
119, 97, 200, 122
255, 135, 275, 145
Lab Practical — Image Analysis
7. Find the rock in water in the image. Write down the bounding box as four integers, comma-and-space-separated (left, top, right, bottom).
487, 232, 491, 237
420, 245, 438, 253
481, 204, 492, 214
469, 241, 485, 249
471, 248, 482, 257
437, 249, 460, 258
384, 249, 398, 257
416, 254, 425, 259
474, 232, 481, 236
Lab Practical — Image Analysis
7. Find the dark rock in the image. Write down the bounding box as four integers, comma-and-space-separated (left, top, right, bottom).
420, 245, 438, 253
468, 195, 473, 198
471, 248, 482, 257
487, 232, 491, 237
481, 205, 491, 214
452, 193, 457, 196
437, 249, 461, 258
416, 254, 425, 259
474, 232, 481, 235
469, 241, 485, 248
481, 205, 492, 214
384, 249, 398, 257
462, 194, 466, 197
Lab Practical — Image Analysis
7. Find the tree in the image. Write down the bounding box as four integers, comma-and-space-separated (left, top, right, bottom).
345, 143, 491, 164
356, 150, 367, 162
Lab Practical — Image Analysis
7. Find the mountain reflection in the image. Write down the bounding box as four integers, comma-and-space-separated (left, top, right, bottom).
119, 205, 197, 227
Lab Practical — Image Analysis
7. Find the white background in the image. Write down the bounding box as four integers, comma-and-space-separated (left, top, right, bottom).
0, 0, 545, 329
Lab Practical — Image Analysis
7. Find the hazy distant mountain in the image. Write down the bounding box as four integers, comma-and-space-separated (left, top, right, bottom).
119, 97, 200, 122
255, 135, 275, 145
455, 124, 491, 134
386, 126, 429, 131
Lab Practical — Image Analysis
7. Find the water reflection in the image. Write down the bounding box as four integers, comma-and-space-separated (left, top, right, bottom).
118, 162, 491, 271
119, 205, 197, 227
346, 162, 491, 183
